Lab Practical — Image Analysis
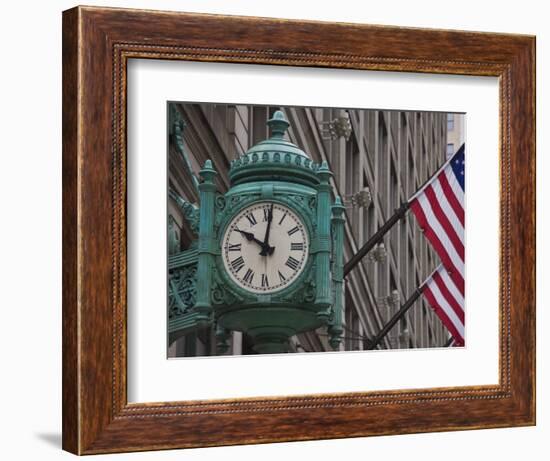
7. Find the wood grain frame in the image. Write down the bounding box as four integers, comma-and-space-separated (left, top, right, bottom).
62, 5, 536, 455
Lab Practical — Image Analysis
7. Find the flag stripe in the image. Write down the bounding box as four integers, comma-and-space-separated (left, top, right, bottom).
432, 269, 465, 323
431, 179, 464, 244
415, 194, 464, 274
438, 170, 464, 225
423, 280, 465, 346
424, 185, 464, 257
422, 286, 464, 345
411, 196, 465, 289
425, 277, 464, 336
410, 200, 465, 293
436, 265, 464, 306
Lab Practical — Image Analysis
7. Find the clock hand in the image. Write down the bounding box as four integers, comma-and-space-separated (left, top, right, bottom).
235, 228, 274, 253
260, 204, 274, 256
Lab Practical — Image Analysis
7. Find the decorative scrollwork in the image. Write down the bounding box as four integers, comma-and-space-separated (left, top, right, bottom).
183, 203, 200, 234
169, 104, 185, 155
210, 267, 246, 306
230, 195, 243, 207
303, 280, 316, 303
211, 283, 225, 304
308, 196, 317, 211
278, 274, 316, 304
168, 265, 197, 318
215, 194, 226, 212
290, 194, 304, 205
169, 189, 200, 235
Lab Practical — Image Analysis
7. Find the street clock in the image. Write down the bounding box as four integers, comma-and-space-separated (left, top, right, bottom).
221, 201, 310, 294
168, 110, 345, 354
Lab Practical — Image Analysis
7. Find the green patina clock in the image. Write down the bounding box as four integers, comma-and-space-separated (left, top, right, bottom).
169, 110, 345, 354
221, 201, 310, 294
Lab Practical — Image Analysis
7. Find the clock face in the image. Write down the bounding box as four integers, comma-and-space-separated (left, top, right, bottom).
221, 201, 310, 294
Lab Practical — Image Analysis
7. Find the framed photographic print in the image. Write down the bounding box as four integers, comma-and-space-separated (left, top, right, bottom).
62, 5, 535, 455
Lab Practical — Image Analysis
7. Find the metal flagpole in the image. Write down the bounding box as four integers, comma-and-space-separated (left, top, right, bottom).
343, 202, 410, 277
365, 288, 421, 350
365, 266, 440, 350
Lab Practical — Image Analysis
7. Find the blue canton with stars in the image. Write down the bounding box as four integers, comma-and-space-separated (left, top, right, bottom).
450, 144, 465, 191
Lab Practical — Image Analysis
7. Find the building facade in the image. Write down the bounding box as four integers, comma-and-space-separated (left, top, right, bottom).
168, 103, 457, 357
446, 113, 465, 158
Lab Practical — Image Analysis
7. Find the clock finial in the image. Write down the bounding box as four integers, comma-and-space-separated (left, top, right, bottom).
267, 110, 290, 140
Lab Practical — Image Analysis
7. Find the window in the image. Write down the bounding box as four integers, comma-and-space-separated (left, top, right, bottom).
446, 143, 455, 158
447, 113, 455, 131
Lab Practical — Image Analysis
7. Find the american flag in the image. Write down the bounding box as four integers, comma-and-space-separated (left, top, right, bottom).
410, 144, 465, 345
421, 265, 465, 346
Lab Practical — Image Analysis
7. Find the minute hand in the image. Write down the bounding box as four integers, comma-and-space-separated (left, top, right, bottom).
260, 204, 274, 256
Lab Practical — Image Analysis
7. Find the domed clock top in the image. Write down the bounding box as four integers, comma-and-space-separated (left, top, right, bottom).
228, 110, 321, 188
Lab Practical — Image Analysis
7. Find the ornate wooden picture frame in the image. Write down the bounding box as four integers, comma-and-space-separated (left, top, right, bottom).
62, 6, 535, 455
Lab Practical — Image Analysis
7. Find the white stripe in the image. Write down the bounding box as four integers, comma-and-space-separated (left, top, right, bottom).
437, 267, 465, 306
432, 178, 464, 244
444, 167, 465, 206
417, 194, 465, 277
427, 280, 465, 338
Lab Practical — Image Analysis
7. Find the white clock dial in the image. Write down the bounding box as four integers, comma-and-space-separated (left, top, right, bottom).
221, 201, 309, 294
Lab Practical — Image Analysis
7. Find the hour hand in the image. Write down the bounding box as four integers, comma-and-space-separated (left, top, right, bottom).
235, 228, 273, 252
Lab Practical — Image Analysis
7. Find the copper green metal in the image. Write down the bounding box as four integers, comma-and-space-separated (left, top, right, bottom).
314, 161, 333, 320
169, 189, 199, 235
168, 110, 344, 353
329, 196, 345, 349
194, 160, 217, 325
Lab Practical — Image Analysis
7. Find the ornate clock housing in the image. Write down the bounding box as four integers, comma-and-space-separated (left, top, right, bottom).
169, 110, 345, 354
221, 201, 310, 294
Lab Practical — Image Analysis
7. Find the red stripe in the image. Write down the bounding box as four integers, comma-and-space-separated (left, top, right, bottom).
432, 270, 465, 323
410, 199, 465, 293
424, 184, 464, 260
423, 285, 464, 346
438, 171, 464, 225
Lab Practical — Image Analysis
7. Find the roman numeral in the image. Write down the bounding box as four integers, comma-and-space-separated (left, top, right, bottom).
285, 256, 300, 271
278, 212, 288, 225
230, 256, 245, 273
263, 207, 270, 222
290, 242, 304, 251
244, 212, 257, 226
227, 243, 241, 252
287, 226, 299, 236
243, 268, 254, 284
261, 274, 269, 287
278, 270, 287, 283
